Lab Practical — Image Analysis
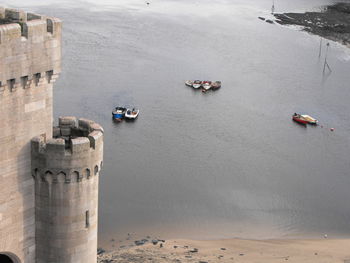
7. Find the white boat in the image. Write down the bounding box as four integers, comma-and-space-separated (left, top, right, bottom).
202, 81, 212, 91
185, 80, 194, 87
125, 108, 140, 119
192, 80, 202, 89
301, 114, 318, 125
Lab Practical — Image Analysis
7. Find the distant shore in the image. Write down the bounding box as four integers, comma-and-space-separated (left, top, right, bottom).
98, 238, 350, 262
274, 3, 350, 48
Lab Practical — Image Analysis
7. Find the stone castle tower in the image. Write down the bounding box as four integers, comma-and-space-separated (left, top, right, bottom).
0, 8, 103, 263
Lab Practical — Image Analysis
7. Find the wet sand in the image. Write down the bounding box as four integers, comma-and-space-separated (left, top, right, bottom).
98, 238, 350, 262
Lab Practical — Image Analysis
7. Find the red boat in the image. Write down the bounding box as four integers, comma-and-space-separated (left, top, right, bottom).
292, 113, 308, 125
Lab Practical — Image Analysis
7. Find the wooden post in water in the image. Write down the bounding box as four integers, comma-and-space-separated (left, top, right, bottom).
323, 42, 332, 74
271, 0, 275, 14
318, 38, 323, 59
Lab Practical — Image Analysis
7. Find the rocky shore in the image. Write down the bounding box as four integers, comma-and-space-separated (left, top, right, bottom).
273, 3, 350, 47
98, 238, 350, 263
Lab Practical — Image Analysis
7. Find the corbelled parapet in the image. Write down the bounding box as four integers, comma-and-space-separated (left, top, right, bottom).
0, 7, 61, 94
32, 117, 103, 263
32, 117, 104, 181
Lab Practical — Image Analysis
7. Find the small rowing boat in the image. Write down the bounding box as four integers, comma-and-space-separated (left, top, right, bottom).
112, 107, 127, 121
292, 113, 308, 125
301, 114, 318, 125
185, 80, 194, 87
192, 80, 202, 89
211, 81, 221, 90
125, 108, 140, 120
202, 81, 212, 91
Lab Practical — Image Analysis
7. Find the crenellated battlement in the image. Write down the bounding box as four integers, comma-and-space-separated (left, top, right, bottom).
31, 117, 103, 186
32, 117, 104, 156
0, 7, 61, 87
0, 7, 60, 38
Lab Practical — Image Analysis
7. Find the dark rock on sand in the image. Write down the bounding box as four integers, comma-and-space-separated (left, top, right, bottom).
97, 248, 106, 255
135, 240, 147, 246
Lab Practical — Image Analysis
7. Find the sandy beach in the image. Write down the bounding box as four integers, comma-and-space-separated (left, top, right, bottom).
98, 238, 350, 262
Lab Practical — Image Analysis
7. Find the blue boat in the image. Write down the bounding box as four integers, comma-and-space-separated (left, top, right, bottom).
112, 107, 127, 121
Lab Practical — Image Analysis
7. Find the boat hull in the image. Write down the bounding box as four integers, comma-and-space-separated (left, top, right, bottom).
185, 80, 193, 87
112, 107, 127, 120
125, 113, 139, 119
301, 115, 318, 125
202, 85, 211, 90
292, 116, 308, 125
125, 109, 139, 119
211, 81, 221, 90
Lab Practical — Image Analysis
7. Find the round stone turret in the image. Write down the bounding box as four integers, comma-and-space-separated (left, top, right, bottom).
31, 117, 103, 263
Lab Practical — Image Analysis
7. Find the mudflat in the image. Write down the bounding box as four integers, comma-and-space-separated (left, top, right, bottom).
98, 238, 350, 262
274, 3, 350, 47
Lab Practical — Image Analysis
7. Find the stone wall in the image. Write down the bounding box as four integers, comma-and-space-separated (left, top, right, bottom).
0, 8, 61, 263
32, 117, 103, 263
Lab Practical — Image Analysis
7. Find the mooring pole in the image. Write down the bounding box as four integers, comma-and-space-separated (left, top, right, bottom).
318, 38, 323, 59
323, 42, 331, 74
271, 0, 275, 14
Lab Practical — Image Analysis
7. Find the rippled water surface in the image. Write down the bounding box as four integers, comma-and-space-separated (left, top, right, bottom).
6, 0, 350, 246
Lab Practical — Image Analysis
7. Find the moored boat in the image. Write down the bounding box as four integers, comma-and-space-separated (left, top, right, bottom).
185, 80, 194, 87
202, 81, 212, 91
192, 80, 202, 89
301, 114, 318, 125
125, 108, 140, 120
292, 113, 308, 125
112, 107, 127, 121
211, 81, 221, 90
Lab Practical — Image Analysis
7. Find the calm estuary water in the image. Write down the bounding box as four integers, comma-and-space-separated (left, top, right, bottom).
6, 0, 350, 247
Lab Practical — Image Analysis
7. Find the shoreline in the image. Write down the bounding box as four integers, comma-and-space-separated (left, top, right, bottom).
273, 3, 350, 48
98, 237, 350, 262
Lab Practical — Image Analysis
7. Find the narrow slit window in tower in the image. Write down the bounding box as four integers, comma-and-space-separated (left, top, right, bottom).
85, 210, 90, 228
47, 19, 53, 33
